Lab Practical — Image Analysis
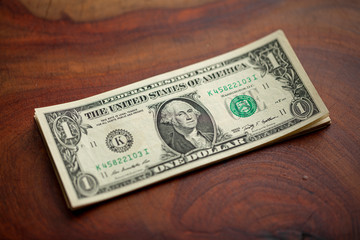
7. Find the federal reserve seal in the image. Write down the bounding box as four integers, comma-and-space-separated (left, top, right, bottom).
230, 95, 257, 118
106, 129, 133, 153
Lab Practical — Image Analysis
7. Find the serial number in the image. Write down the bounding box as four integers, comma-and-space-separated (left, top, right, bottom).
96, 148, 149, 171
207, 74, 258, 96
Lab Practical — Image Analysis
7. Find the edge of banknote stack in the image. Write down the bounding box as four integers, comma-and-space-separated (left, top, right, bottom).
34, 30, 331, 210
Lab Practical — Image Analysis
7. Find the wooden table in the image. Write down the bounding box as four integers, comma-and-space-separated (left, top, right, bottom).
1, 0, 359, 239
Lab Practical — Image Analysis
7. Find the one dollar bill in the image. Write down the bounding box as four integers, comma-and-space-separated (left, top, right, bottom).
35, 30, 330, 209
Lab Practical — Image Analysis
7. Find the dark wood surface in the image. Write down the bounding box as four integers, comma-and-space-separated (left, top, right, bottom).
1, 0, 359, 239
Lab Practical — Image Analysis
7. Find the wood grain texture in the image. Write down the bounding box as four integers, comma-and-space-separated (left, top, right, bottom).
0, 0, 359, 239
18, 0, 218, 22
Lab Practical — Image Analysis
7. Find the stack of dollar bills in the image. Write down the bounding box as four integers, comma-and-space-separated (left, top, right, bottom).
35, 30, 330, 209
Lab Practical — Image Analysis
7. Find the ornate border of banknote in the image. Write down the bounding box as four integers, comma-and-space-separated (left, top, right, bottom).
35, 30, 329, 209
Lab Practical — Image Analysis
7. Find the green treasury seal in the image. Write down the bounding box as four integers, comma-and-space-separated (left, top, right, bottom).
230, 95, 257, 118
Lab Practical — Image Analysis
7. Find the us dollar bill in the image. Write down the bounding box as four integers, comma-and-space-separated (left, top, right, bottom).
35, 30, 330, 209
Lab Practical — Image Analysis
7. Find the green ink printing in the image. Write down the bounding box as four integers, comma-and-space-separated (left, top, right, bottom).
96, 148, 149, 171
230, 95, 257, 118
207, 74, 257, 96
